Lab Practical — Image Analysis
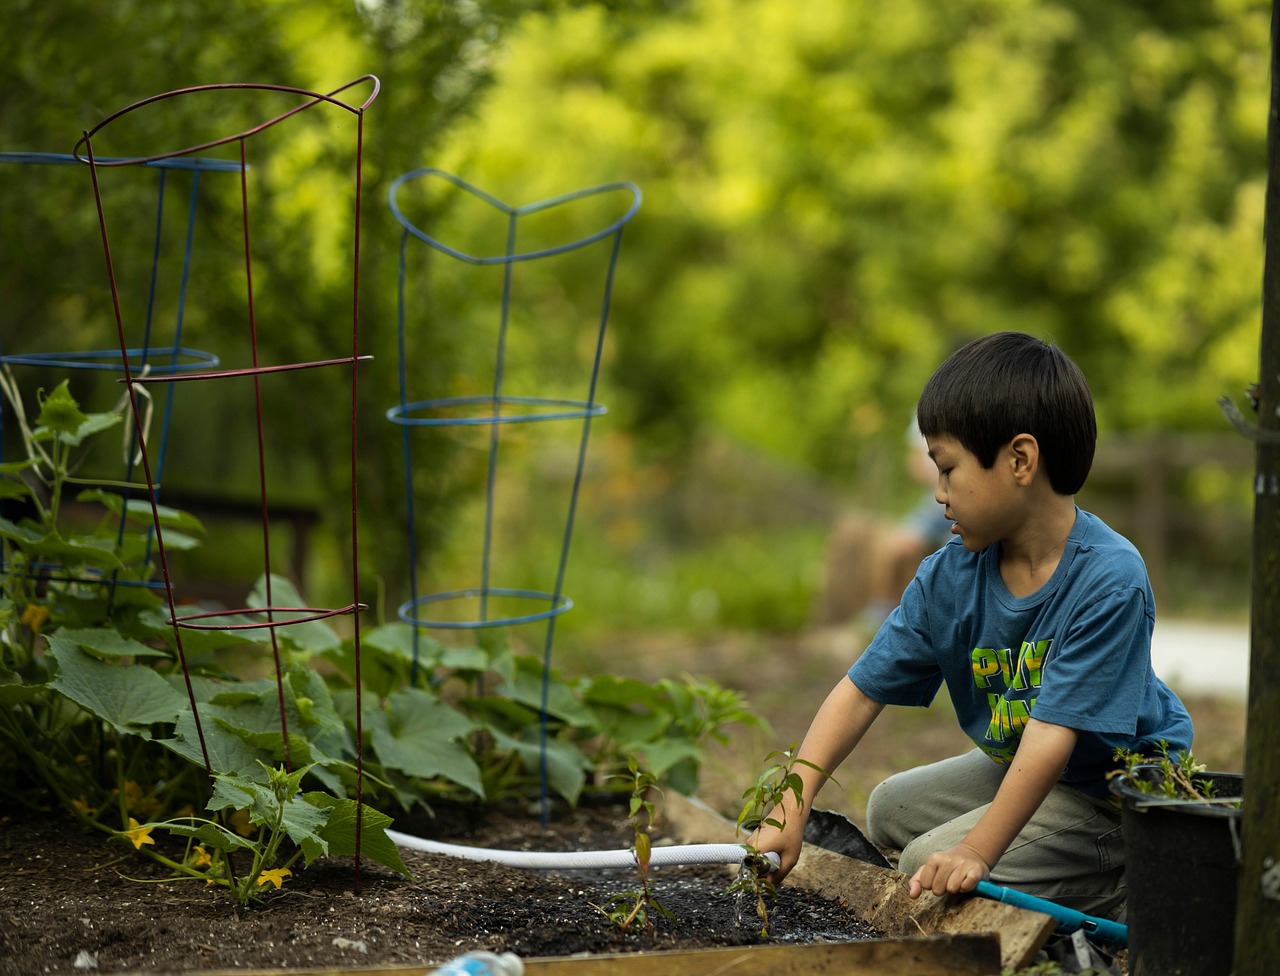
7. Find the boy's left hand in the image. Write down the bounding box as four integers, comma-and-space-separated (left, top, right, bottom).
907, 842, 990, 898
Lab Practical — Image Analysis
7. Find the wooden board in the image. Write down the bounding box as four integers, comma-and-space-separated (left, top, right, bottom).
178, 934, 1000, 976
525, 934, 1000, 975
655, 791, 1056, 972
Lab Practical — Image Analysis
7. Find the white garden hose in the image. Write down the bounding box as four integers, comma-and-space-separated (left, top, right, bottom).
385, 829, 781, 872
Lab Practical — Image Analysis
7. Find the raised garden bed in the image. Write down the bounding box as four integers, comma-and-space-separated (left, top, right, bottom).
0, 791, 1048, 976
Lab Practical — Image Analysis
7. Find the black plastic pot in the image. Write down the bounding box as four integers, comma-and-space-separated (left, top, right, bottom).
1110, 766, 1244, 976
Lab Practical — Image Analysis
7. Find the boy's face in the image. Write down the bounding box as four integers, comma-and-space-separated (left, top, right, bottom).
925, 434, 1019, 552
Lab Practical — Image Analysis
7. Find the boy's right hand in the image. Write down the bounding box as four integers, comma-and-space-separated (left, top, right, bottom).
746, 807, 808, 884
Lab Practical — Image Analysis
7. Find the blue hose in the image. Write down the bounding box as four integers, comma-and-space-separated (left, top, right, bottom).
973, 880, 1128, 948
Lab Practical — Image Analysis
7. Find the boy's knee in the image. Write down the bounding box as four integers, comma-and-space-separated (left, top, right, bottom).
896, 836, 932, 878
865, 774, 910, 849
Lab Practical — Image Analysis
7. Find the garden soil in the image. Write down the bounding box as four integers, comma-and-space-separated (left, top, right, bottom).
0, 797, 882, 975
0, 627, 1246, 975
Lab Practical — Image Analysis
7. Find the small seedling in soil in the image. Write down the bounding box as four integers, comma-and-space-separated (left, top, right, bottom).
593, 757, 674, 933
729, 743, 834, 937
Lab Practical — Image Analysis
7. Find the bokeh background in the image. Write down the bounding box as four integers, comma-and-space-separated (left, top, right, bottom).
0, 1, 1262, 796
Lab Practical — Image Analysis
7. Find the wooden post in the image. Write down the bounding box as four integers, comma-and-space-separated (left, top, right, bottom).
1235, 3, 1280, 971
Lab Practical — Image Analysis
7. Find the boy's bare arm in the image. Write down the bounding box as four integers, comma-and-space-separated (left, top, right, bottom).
748, 677, 884, 882
907, 718, 1078, 898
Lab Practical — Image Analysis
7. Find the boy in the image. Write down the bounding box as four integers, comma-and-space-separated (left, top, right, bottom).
749, 332, 1191, 920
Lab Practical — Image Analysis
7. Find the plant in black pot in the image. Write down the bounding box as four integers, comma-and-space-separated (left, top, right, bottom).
1109, 743, 1244, 976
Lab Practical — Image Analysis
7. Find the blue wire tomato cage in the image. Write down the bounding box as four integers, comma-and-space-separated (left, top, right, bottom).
0, 151, 233, 591
388, 169, 640, 816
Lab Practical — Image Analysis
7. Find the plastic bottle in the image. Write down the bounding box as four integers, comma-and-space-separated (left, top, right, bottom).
426, 950, 524, 976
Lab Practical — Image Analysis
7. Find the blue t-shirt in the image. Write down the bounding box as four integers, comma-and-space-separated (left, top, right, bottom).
848, 508, 1192, 796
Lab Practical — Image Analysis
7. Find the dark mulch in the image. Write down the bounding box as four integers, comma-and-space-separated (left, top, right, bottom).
0, 797, 881, 975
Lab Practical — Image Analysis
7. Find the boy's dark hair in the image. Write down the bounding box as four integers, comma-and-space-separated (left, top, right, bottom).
916, 331, 1097, 495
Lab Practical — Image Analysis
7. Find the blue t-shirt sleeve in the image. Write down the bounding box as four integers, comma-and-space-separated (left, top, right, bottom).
1030, 585, 1152, 736
848, 577, 944, 707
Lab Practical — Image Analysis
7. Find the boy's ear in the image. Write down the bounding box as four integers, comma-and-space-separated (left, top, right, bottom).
1008, 433, 1039, 485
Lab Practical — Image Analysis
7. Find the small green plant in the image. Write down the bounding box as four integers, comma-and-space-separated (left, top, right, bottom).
133, 762, 409, 906
1109, 740, 1224, 801
593, 757, 674, 933
728, 744, 834, 937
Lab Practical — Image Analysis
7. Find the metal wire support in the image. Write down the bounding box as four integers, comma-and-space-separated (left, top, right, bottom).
76, 77, 379, 872
387, 169, 640, 818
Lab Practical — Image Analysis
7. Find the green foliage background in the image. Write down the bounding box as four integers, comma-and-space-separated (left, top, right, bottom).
0, 0, 1267, 644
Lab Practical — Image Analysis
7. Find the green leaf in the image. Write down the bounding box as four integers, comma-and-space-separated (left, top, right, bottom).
33, 380, 90, 440
0, 477, 35, 502
0, 523, 125, 571
488, 727, 589, 806
163, 820, 258, 855
165, 814, 259, 850
324, 622, 440, 697
31, 382, 122, 447
55, 627, 170, 661
247, 574, 341, 652
145, 607, 261, 657
162, 530, 203, 551
163, 707, 272, 777
76, 489, 207, 536
365, 688, 484, 797
637, 738, 703, 779
359, 621, 444, 664
162, 667, 350, 781
440, 644, 490, 672
277, 792, 330, 852
47, 638, 185, 737
304, 793, 412, 877
206, 773, 257, 813
204, 767, 328, 860
495, 655, 597, 728
0, 674, 49, 707
215, 721, 317, 769
582, 675, 671, 746
0, 517, 45, 547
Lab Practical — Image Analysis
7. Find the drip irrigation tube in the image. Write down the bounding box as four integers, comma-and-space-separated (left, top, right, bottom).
385, 830, 779, 873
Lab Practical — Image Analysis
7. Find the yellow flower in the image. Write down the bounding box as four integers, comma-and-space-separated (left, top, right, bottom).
19, 603, 50, 633
191, 846, 213, 869
256, 868, 292, 889
229, 809, 256, 838
72, 796, 95, 816
121, 780, 143, 808
116, 780, 161, 819
124, 818, 155, 850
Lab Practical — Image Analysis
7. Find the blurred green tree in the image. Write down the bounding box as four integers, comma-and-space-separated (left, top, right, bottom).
0, 0, 1267, 629
436, 0, 1267, 478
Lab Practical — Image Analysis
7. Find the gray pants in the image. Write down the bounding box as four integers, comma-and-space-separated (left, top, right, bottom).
865, 749, 1126, 920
